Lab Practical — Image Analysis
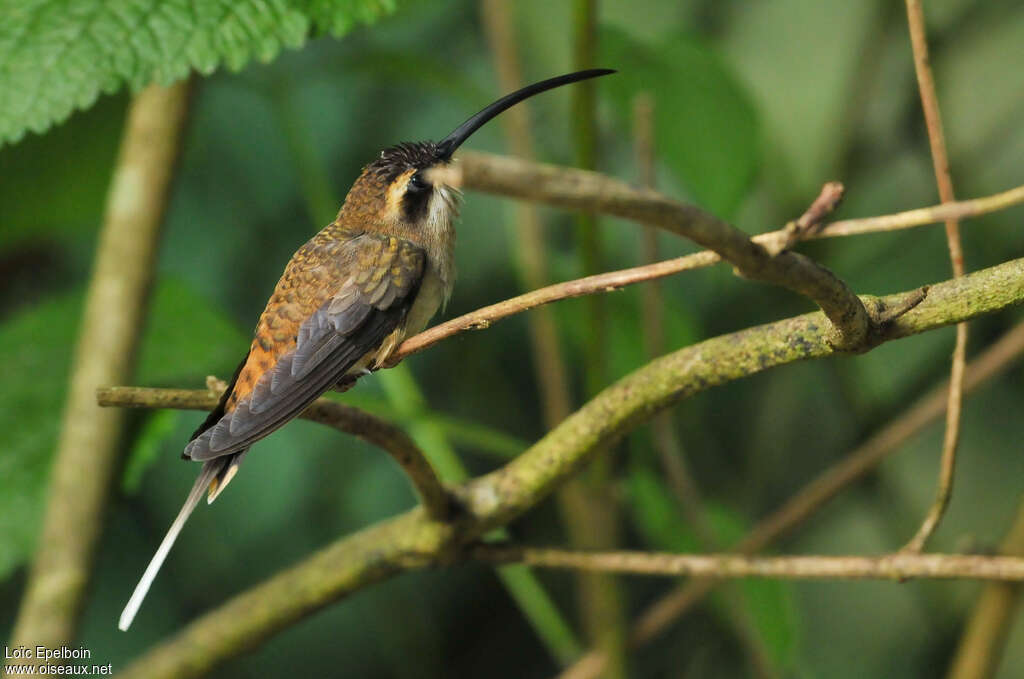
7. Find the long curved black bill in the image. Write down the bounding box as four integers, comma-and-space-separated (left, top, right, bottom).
435, 68, 615, 160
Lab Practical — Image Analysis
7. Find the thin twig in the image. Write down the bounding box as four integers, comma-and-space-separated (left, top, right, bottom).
561, 320, 1024, 679
819, 183, 1024, 237
572, 0, 606, 399
902, 0, 968, 554
473, 544, 1024, 581
905, 0, 965, 277
769, 181, 845, 255
568, 5, 629, 674
96, 385, 452, 521
390, 253, 718, 362
9, 82, 191, 666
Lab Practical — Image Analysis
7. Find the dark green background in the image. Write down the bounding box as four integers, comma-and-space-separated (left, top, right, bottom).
2, 0, 1024, 676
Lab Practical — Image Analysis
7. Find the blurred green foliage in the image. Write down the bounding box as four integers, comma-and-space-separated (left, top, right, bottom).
3, 0, 1024, 677
0, 279, 245, 581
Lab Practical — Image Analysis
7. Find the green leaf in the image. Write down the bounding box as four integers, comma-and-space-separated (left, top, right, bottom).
0, 278, 245, 580
703, 505, 800, 671
599, 26, 761, 216
493, 564, 583, 665
0, 0, 403, 146
303, 0, 399, 38
737, 577, 800, 671
0, 0, 308, 145
627, 462, 701, 553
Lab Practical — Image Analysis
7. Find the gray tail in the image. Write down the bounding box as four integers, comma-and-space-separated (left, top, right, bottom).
118, 459, 228, 631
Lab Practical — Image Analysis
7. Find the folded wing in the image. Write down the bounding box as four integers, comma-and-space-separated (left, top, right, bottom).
184, 231, 424, 461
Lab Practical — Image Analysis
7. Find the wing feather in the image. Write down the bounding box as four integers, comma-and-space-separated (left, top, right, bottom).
184, 232, 424, 462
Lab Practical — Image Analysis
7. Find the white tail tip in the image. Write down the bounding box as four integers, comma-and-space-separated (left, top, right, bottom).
119, 462, 223, 630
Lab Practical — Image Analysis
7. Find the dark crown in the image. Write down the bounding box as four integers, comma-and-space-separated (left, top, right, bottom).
367, 141, 440, 183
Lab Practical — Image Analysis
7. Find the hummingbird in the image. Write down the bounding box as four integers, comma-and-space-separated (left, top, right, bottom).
118, 68, 615, 630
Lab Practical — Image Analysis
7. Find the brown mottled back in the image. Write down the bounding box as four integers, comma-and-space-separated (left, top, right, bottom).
227, 229, 346, 412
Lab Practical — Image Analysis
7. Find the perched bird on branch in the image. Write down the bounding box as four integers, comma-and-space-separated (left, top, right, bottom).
119, 68, 615, 631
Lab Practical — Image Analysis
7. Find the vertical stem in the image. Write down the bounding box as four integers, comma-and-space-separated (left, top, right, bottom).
946, 498, 1024, 679
569, 3, 627, 677
479, 0, 588, 665
480, 0, 575, 429
9, 81, 191, 665
632, 93, 705, 530
902, 0, 968, 554
633, 93, 662, 354
572, 0, 605, 399
632, 93, 775, 679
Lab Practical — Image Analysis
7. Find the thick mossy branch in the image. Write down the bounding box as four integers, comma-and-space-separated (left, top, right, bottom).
111, 256, 1024, 679
463, 259, 1024, 532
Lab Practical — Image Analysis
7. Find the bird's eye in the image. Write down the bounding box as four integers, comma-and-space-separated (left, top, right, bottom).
408, 172, 429, 193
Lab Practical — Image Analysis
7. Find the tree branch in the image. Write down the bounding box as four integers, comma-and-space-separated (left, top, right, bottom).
457, 152, 1024, 242
820, 183, 1024, 237
473, 545, 1024, 581
456, 260, 1024, 537
453, 151, 870, 349
96, 385, 452, 521
901, 0, 968, 554
408, 152, 1024, 363
391, 175, 1024, 364
10, 81, 191, 665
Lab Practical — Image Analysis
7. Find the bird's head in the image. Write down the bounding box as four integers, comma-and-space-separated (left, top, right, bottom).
338, 69, 615, 250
